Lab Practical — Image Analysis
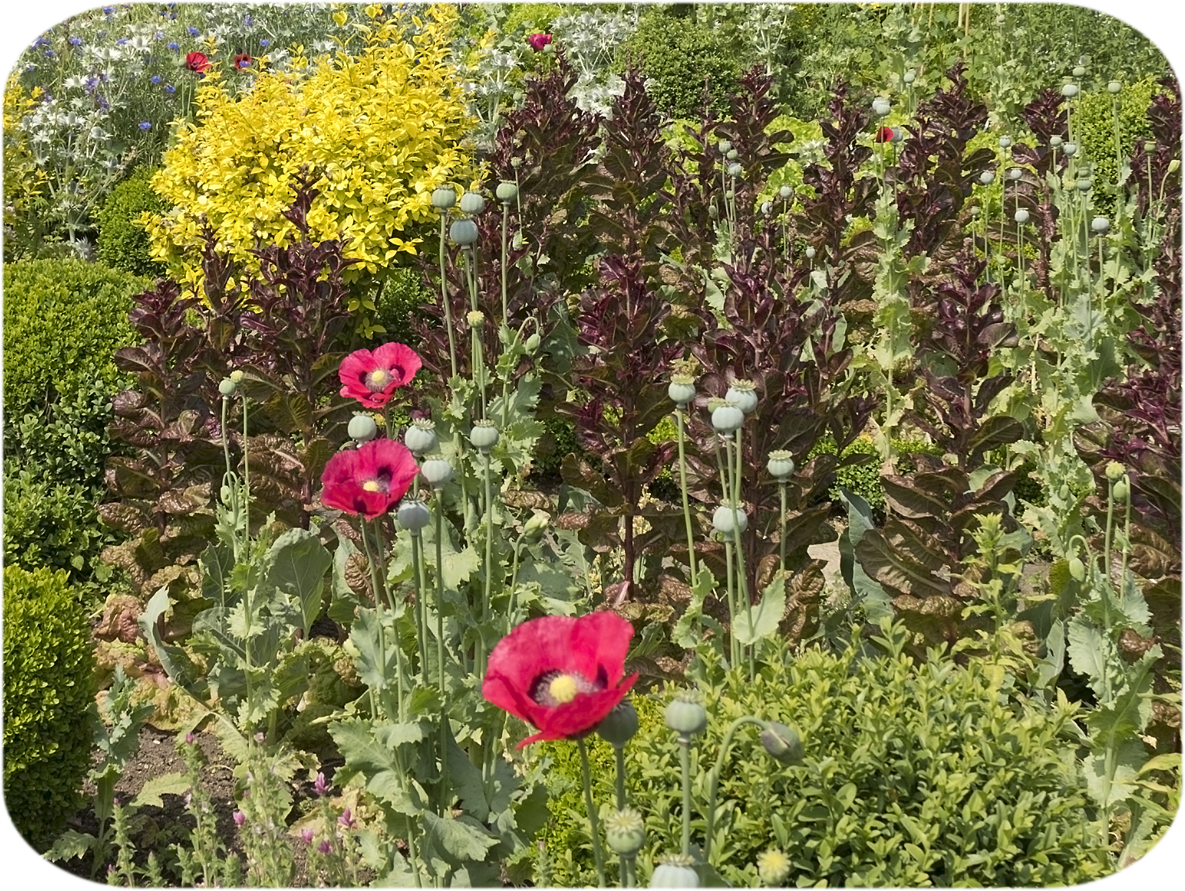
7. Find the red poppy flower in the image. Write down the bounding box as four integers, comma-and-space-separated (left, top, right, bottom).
320, 439, 419, 520
875, 125, 895, 143
234, 53, 252, 69
483, 613, 639, 749
338, 343, 422, 409
186, 52, 211, 73
526, 33, 552, 51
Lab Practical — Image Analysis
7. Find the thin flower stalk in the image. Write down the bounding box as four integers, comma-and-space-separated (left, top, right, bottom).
577, 738, 607, 887
702, 716, 771, 864
675, 406, 698, 580
438, 211, 458, 378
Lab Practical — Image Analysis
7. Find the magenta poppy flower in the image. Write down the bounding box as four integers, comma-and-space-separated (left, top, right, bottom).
527, 33, 552, 51
483, 612, 638, 749
320, 439, 419, 520
339, 343, 422, 409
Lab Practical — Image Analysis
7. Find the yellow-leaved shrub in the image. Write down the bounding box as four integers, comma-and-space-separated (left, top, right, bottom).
144, 3, 476, 299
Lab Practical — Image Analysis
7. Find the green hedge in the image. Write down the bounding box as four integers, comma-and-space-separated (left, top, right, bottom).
3, 565, 97, 852
1076, 78, 1160, 219
95, 166, 169, 277
535, 628, 1111, 887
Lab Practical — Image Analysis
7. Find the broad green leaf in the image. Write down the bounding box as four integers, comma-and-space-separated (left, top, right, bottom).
139, 586, 208, 696
266, 527, 332, 636
131, 771, 190, 808
421, 811, 497, 864
733, 573, 786, 645
350, 608, 397, 691
330, 719, 427, 812
44, 829, 95, 863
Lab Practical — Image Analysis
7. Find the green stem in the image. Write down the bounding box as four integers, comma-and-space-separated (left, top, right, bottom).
439, 213, 458, 379
411, 533, 429, 678
614, 745, 629, 885
778, 481, 788, 580
478, 452, 494, 680
679, 737, 692, 858
433, 492, 449, 804
675, 407, 698, 581
577, 739, 607, 888
703, 717, 768, 865
241, 396, 250, 537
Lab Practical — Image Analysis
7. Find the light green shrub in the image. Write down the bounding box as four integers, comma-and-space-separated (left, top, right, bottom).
1075, 77, 1160, 218
2, 565, 97, 852
535, 628, 1111, 887
95, 167, 169, 277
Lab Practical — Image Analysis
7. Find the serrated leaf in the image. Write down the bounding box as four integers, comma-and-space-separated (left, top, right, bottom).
44, 829, 96, 863
733, 572, 786, 645
266, 527, 332, 636
330, 718, 427, 812
131, 771, 191, 808
349, 608, 397, 691
421, 811, 497, 864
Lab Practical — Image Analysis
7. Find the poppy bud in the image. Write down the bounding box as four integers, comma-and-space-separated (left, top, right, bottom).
420, 458, 453, 487
710, 402, 744, 434
1108, 81, 1122, 94
1057, 485, 1071, 502
523, 510, 549, 540
668, 374, 696, 406
725, 380, 758, 414
664, 690, 707, 736
1014, 209, 1030, 224
348, 414, 378, 443
524, 332, 541, 353
761, 201, 772, 216
712, 503, 748, 535
470, 419, 499, 451
1091, 216, 1110, 233
1105, 461, 1126, 482
757, 850, 791, 886
651, 854, 699, 887
449, 219, 478, 245
397, 499, 431, 533
404, 418, 437, 455
1113, 477, 1130, 502
605, 808, 645, 856
459, 191, 485, 214
219, 378, 237, 397
767, 450, 795, 479
778, 184, 792, 200
760, 721, 803, 764
1068, 556, 1086, 582
495, 182, 518, 202
596, 699, 639, 748
431, 187, 456, 210
708, 205, 718, 220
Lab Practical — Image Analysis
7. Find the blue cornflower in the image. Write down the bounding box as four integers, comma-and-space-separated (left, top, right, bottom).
102, 5, 114, 13
31, 36, 49, 48
117, 37, 128, 45
44, 49, 55, 58
165, 84, 175, 94
187, 26, 199, 37
167, 42, 179, 52
150, 75, 160, 83
69, 36, 82, 46
139, 121, 151, 130
243, 15, 254, 27
97, 95, 109, 110
260, 39, 270, 47
155, 30, 164, 40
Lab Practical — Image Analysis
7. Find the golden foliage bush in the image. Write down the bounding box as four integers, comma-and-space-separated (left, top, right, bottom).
144, 4, 476, 299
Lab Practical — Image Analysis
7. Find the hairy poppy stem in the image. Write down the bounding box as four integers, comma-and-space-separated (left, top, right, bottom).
576, 739, 607, 887
674, 407, 698, 582
438, 213, 458, 379
702, 716, 768, 865
678, 736, 692, 858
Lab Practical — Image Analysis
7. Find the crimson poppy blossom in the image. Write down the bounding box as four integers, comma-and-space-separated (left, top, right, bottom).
186, 51, 211, 73
320, 439, 419, 520
527, 33, 552, 51
234, 53, 252, 69
875, 125, 895, 143
483, 612, 638, 748
339, 343, 422, 409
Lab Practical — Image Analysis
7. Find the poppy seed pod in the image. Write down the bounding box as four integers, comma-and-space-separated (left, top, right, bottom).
767, 449, 795, 479
999, 136, 1012, 149
596, 698, 640, 747
726, 148, 738, 161
396, 499, 431, 533
1061, 83, 1079, 98
1062, 142, 1078, 157
458, 191, 485, 214
1077, 177, 1092, 192
449, 218, 478, 246
654, 853, 696, 886
668, 374, 696, 406
903, 69, 916, 84
1049, 135, 1064, 148
219, 378, 237, 397
712, 503, 748, 535
727, 163, 742, 178
420, 457, 453, 487
404, 418, 437, 455
664, 691, 707, 736
1073, 65, 1086, 77
761, 201, 772, 216
495, 181, 518, 202
1014, 208, 1030, 224
757, 850, 792, 887
1108, 81, 1122, 94
805, 246, 816, 259
871, 97, 891, 117
431, 187, 456, 209
979, 170, 995, 185
717, 139, 732, 154
710, 402, 744, 434
605, 809, 645, 857
348, 414, 378, 443
1091, 216, 1110, 233
779, 184, 792, 200
470, 420, 499, 451
725, 380, 758, 414
1009, 167, 1023, 180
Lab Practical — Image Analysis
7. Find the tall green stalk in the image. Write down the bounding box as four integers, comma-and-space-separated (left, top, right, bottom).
577, 739, 607, 887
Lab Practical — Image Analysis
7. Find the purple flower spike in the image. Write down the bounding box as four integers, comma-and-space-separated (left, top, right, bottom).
338, 808, 355, 829
314, 772, 329, 796
300, 828, 314, 845
233, 810, 246, 826
317, 839, 332, 855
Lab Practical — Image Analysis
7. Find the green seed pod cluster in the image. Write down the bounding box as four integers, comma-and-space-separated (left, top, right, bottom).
664, 690, 708, 737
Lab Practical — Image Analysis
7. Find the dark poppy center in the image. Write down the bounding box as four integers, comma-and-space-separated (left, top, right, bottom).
529, 666, 608, 707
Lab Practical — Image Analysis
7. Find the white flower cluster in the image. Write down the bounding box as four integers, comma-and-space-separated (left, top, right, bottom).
550, 8, 640, 118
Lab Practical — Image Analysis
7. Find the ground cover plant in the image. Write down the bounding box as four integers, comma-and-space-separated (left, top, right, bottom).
2, 3, 1181, 887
